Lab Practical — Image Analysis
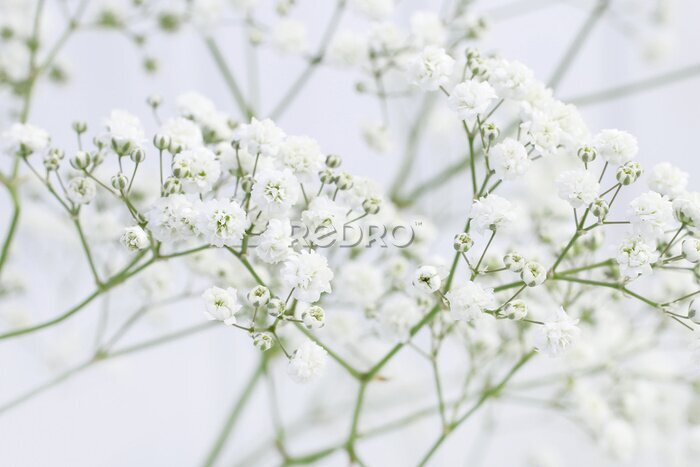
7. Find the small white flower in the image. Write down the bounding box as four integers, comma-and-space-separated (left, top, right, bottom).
555, 170, 600, 208
540, 307, 580, 357
159, 117, 204, 151
600, 419, 636, 462
282, 250, 333, 303
278, 135, 324, 181
682, 238, 700, 263
288, 340, 327, 383
66, 177, 97, 205
448, 79, 497, 121
504, 299, 528, 320
470, 194, 516, 233
361, 122, 392, 154
648, 162, 688, 199
273, 19, 308, 54
672, 192, 700, 233
103, 109, 144, 153
146, 194, 198, 243
412, 265, 442, 293
172, 147, 221, 193
490, 138, 531, 180
628, 191, 674, 239
301, 196, 345, 245
196, 198, 247, 247
301, 305, 325, 329
251, 168, 300, 218
521, 261, 546, 287
616, 235, 659, 280
255, 218, 293, 264
351, 0, 393, 20
485, 58, 534, 100
593, 129, 638, 165
378, 294, 422, 342
120, 226, 149, 251
410, 11, 446, 46
236, 118, 286, 159
202, 286, 241, 325
327, 31, 368, 68
445, 281, 497, 322
407, 46, 454, 91
247, 285, 271, 307
1, 123, 50, 155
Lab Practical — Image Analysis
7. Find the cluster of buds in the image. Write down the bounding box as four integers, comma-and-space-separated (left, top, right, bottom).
616, 161, 643, 185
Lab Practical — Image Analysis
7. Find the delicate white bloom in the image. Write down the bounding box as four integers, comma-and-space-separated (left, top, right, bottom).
146, 194, 198, 243
278, 135, 324, 181
446, 282, 496, 322
648, 162, 688, 198
616, 235, 659, 280
448, 79, 497, 121
378, 294, 422, 342
351, 0, 393, 20
301, 196, 345, 244
672, 192, 700, 233
682, 238, 700, 263
237, 118, 286, 159
159, 117, 204, 151
66, 177, 97, 205
172, 147, 221, 193
410, 11, 446, 46
407, 46, 454, 91
282, 250, 333, 303
486, 58, 535, 100
361, 122, 392, 154
255, 218, 293, 264
196, 199, 247, 247
301, 305, 325, 329
273, 19, 308, 54
540, 307, 580, 357
522, 115, 561, 157
600, 419, 636, 462
177, 92, 217, 122
103, 109, 144, 153
120, 226, 149, 251
628, 191, 674, 239
247, 285, 271, 307
1, 123, 50, 155
521, 261, 546, 287
504, 299, 528, 320
470, 194, 516, 233
368, 21, 405, 51
287, 340, 327, 383
202, 286, 241, 325
412, 265, 442, 293
327, 31, 368, 68
336, 262, 385, 306
593, 129, 638, 165
190, 0, 225, 29
490, 138, 530, 180
555, 170, 600, 208
251, 168, 300, 218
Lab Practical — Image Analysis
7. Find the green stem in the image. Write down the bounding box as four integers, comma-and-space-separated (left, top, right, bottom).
204, 37, 253, 119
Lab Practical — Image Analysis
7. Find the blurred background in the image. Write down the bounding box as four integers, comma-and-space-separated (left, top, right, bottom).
0, 0, 699, 466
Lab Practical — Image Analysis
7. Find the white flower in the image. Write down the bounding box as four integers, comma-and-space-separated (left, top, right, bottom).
288, 340, 327, 383
351, 0, 393, 20
648, 162, 688, 199
600, 419, 636, 462
522, 115, 561, 157
278, 135, 324, 181
120, 226, 149, 251
490, 138, 530, 180
102, 110, 144, 153
616, 235, 658, 280
407, 46, 454, 91
486, 58, 535, 100
378, 294, 422, 342
301, 196, 346, 245
361, 122, 392, 154
251, 168, 300, 218
159, 117, 204, 151
146, 194, 198, 243
593, 129, 638, 165
176, 91, 217, 121
540, 307, 580, 357
410, 11, 446, 46
470, 194, 516, 233
172, 147, 221, 193
66, 177, 97, 205
628, 191, 674, 239
682, 238, 700, 263
448, 79, 496, 121
282, 250, 333, 303
336, 261, 385, 306
555, 170, 600, 208
255, 218, 293, 264
247, 285, 271, 307
445, 281, 496, 322
2, 123, 50, 155
412, 265, 442, 293
202, 286, 241, 325
273, 19, 308, 54
504, 299, 528, 320
196, 199, 247, 247
521, 261, 546, 287
672, 192, 700, 233
301, 305, 325, 329
236, 118, 285, 159
327, 31, 368, 68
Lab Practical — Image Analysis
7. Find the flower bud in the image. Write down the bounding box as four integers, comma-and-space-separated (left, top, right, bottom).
335, 172, 353, 190
153, 133, 171, 151
590, 198, 609, 221
169, 141, 184, 155
240, 175, 254, 193
92, 151, 105, 167
577, 145, 597, 164
325, 154, 342, 168
682, 238, 700, 263
319, 168, 335, 184
120, 226, 149, 251
71, 121, 87, 134
453, 233, 474, 253
503, 251, 525, 272
688, 300, 700, 325
130, 148, 146, 163
163, 177, 181, 194
172, 159, 191, 178
504, 299, 528, 320
301, 305, 325, 329
521, 261, 546, 287
147, 94, 162, 108
482, 123, 500, 142
93, 136, 105, 150
616, 161, 643, 186
267, 298, 285, 317
43, 148, 64, 171
70, 150, 91, 170
362, 197, 381, 215
111, 138, 132, 156
413, 265, 442, 294
252, 332, 274, 352
111, 172, 128, 190
247, 285, 271, 307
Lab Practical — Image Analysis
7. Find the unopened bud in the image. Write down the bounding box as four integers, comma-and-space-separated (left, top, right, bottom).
453, 233, 474, 253
325, 154, 342, 168
70, 150, 91, 170
111, 172, 128, 190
